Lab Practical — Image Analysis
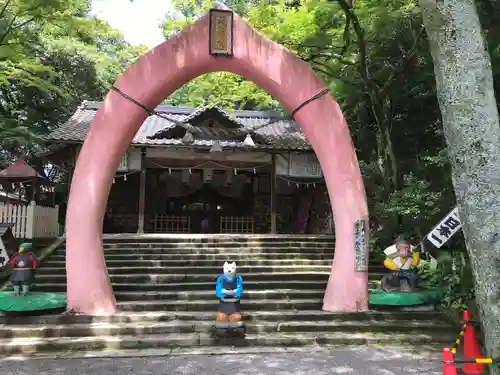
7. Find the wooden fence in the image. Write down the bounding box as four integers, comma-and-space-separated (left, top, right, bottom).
0, 202, 59, 239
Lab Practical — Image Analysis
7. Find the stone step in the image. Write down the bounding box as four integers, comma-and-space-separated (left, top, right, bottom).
101, 236, 336, 241
37, 265, 332, 275
114, 298, 327, 312
49, 252, 338, 261
100, 234, 335, 243
34, 272, 363, 284
0, 331, 454, 356
45, 259, 335, 267
103, 241, 335, 248
44, 260, 385, 273
32, 280, 329, 292
0, 309, 451, 325
105, 289, 330, 301
32, 280, 383, 293
45, 254, 385, 271
100, 247, 334, 255
0, 319, 456, 340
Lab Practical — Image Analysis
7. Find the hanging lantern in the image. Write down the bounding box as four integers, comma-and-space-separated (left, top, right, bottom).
242, 134, 256, 147
209, 140, 223, 153
182, 131, 194, 144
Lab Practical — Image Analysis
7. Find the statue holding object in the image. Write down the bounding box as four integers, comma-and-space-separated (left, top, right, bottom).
215, 261, 244, 332
382, 238, 421, 292
8, 243, 38, 296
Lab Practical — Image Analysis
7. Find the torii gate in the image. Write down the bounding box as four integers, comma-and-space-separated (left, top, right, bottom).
64, 4, 369, 315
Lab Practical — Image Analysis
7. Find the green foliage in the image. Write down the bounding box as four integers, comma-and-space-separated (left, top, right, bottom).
419, 250, 476, 317
4, 0, 493, 316
160, 0, 480, 315
0, 0, 147, 166
158, 0, 460, 259
166, 72, 281, 110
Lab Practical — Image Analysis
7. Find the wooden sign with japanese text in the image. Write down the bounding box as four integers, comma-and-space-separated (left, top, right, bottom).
353, 219, 369, 272
209, 9, 233, 56
426, 207, 462, 248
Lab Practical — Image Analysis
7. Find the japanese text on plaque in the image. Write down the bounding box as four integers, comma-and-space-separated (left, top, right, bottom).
213, 15, 228, 51
353, 219, 369, 272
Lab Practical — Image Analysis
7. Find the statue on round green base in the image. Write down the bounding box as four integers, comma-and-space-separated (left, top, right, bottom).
372, 237, 445, 306
381, 238, 421, 293
6, 242, 38, 296
0, 292, 66, 312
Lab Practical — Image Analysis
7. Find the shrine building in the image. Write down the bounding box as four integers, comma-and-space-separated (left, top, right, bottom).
44, 101, 333, 235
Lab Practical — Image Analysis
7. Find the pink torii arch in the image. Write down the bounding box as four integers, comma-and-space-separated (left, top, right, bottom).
65, 6, 369, 315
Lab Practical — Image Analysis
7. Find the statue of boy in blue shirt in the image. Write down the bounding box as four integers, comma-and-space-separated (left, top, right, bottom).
215, 261, 243, 329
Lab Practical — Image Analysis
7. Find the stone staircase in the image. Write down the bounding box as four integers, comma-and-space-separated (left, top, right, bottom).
0, 234, 456, 358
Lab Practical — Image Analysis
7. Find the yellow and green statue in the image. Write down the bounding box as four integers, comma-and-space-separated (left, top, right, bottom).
381, 238, 421, 292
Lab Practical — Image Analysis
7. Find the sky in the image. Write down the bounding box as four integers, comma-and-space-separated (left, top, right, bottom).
90, 0, 174, 47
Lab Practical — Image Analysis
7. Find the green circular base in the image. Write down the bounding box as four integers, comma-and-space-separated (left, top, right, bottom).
369, 288, 446, 306
0, 292, 66, 312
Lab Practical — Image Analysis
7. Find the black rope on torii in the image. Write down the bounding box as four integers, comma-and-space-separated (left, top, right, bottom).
247, 88, 331, 132
290, 88, 330, 117
110, 86, 187, 127
110, 85, 330, 132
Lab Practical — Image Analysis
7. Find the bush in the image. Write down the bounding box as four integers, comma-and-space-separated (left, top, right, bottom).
419, 249, 476, 318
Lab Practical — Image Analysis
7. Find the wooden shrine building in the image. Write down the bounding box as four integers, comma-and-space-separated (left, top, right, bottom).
44, 101, 333, 234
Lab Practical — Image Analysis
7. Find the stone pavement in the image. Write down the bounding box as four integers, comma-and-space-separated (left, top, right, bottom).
1, 347, 440, 375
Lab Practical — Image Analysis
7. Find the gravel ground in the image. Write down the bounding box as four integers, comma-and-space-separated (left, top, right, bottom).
0, 347, 441, 375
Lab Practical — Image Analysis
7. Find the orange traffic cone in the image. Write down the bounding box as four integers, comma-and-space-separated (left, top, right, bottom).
443, 348, 458, 375
463, 311, 484, 374
463, 310, 471, 323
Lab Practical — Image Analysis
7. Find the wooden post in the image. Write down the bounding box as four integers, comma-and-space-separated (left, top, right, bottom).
137, 148, 147, 234
31, 179, 36, 204
26, 202, 35, 239
270, 153, 277, 234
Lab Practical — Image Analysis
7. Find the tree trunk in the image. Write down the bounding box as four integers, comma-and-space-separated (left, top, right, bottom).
419, 0, 500, 369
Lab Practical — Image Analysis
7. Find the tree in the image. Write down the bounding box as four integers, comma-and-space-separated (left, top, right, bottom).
161, 0, 280, 110
160, 0, 457, 248
0, 0, 147, 165
419, 0, 500, 366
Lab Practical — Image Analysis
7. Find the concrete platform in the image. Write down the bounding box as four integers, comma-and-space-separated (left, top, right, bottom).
0, 347, 441, 374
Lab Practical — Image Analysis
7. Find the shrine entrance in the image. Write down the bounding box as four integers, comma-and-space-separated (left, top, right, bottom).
64, 5, 369, 315
160, 184, 253, 234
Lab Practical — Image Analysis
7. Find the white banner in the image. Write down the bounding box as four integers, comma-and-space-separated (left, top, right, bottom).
0, 240, 9, 268
426, 207, 462, 248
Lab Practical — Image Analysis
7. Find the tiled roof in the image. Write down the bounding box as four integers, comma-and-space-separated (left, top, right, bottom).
45, 101, 312, 150
0, 160, 46, 181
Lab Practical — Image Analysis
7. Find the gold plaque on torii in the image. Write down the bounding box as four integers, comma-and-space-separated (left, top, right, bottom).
209, 9, 234, 56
